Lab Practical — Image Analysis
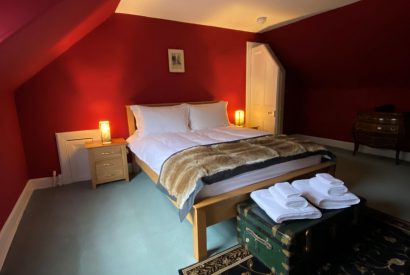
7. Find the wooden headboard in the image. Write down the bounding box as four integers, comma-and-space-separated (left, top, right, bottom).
125, 101, 218, 136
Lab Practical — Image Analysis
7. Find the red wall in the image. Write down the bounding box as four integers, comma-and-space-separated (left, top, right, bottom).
0, 92, 28, 229
0, 0, 118, 232
0, 0, 61, 42
15, 0, 410, 180
0, 0, 119, 93
16, 14, 259, 178
262, 0, 410, 141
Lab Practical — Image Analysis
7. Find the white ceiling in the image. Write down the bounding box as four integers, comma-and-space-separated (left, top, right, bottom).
115, 0, 359, 33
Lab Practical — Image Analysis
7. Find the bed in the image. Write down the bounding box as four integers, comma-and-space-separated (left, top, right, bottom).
125, 101, 336, 261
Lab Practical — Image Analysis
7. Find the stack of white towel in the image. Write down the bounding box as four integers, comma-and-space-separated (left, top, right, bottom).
250, 182, 321, 223
250, 173, 360, 223
292, 173, 360, 209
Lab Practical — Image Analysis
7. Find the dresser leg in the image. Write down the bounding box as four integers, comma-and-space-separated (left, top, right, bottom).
353, 142, 359, 156
396, 150, 400, 165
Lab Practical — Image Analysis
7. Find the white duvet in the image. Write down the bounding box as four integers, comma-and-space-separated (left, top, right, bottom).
127, 127, 322, 199
127, 126, 269, 174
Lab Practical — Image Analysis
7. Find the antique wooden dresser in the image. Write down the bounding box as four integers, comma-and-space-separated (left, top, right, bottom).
353, 112, 409, 164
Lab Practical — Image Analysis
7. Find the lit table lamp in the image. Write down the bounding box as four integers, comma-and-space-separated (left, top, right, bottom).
99, 121, 111, 144
235, 110, 245, 127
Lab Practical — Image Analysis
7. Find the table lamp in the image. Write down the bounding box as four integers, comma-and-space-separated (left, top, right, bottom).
99, 120, 111, 144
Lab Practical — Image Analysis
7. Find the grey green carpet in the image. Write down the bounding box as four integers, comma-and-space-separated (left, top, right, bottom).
1, 174, 237, 275
1, 148, 409, 275
331, 147, 410, 221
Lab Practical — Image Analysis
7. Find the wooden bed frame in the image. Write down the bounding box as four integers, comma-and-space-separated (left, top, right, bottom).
125, 102, 336, 261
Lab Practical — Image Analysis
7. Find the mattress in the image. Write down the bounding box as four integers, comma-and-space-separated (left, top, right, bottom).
127, 126, 322, 199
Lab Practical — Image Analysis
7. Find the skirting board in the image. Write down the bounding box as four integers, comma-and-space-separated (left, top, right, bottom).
0, 177, 53, 270
295, 134, 410, 162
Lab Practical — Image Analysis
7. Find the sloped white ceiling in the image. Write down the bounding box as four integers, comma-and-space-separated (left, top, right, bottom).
116, 0, 359, 33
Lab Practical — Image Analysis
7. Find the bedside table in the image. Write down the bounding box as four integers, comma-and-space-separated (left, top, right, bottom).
85, 138, 129, 189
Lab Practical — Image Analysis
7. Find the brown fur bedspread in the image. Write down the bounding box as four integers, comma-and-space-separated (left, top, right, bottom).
157, 135, 334, 219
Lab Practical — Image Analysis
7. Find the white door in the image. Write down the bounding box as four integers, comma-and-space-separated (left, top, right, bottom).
246, 42, 285, 134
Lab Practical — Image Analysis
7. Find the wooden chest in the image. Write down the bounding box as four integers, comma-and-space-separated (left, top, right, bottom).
236, 201, 363, 274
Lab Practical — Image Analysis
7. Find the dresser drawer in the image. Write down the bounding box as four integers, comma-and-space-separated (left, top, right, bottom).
357, 113, 400, 125
92, 146, 122, 161
355, 122, 399, 134
95, 157, 123, 174
96, 167, 125, 183
355, 133, 398, 148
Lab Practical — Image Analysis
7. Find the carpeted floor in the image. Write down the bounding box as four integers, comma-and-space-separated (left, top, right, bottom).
179, 208, 410, 274
1, 148, 409, 275
0, 173, 237, 275
332, 147, 410, 221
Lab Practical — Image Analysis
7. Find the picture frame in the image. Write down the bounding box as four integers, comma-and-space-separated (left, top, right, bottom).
168, 49, 185, 73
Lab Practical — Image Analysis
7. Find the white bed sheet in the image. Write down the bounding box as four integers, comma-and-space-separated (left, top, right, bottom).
127, 126, 322, 198
127, 126, 269, 174
196, 155, 321, 199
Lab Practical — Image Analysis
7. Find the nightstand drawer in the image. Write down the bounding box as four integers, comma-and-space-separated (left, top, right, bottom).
92, 146, 122, 161
96, 167, 124, 183
95, 158, 123, 174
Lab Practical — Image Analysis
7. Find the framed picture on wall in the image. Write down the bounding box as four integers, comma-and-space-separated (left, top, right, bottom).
168, 49, 185, 73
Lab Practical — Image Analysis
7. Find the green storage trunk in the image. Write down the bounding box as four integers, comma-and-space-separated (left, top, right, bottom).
237, 200, 364, 274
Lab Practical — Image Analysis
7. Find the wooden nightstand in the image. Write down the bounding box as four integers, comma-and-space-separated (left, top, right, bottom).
85, 138, 129, 189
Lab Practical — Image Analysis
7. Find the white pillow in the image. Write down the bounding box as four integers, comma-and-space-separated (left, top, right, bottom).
130, 104, 189, 136
188, 101, 230, 130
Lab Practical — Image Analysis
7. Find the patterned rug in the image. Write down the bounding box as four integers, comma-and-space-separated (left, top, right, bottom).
179, 208, 410, 275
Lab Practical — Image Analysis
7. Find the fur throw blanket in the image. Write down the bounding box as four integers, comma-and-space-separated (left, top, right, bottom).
157, 135, 335, 220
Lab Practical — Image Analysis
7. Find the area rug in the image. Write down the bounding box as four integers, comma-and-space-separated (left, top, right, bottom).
179, 208, 410, 275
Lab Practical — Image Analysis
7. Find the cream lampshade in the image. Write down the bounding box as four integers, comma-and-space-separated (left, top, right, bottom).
235, 110, 245, 127
99, 121, 111, 144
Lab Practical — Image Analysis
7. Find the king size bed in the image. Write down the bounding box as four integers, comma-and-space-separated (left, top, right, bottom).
125, 101, 336, 260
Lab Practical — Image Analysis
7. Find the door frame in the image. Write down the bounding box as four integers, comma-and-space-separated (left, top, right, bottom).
246, 41, 286, 134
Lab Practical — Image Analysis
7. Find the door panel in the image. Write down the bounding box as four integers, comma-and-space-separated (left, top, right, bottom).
247, 43, 284, 134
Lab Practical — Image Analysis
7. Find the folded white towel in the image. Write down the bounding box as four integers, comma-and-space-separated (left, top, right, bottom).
273, 182, 302, 199
309, 178, 348, 196
292, 179, 360, 209
316, 173, 344, 186
250, 189, 321, 223
268, 185, 308, 208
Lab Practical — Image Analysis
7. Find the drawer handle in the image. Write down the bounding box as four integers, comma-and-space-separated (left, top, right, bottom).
378, 118, 384, 121
101, 152, 114, 155
377, 126, 382, 130
245, 227, 272, 250
102, 163, 113, 167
